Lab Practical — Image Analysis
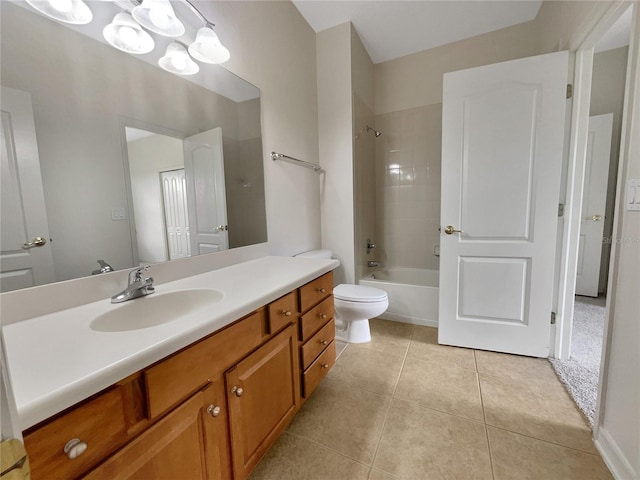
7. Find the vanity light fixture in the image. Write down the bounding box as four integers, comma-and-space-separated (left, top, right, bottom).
103, 12, 155, 54
188, 26, 230, 64
132, 0, 185, 38
159, 41, 199, 75
25, 0, 92, 25
27, 0, 231, 76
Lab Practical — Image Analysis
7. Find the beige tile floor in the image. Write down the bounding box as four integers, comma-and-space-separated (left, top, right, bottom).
250, 319, 613, 480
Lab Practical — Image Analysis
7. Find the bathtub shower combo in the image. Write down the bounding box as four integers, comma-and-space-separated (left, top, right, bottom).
360, 268, 439, 327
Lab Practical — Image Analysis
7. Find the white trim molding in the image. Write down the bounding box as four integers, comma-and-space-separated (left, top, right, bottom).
595, 426, 638, 480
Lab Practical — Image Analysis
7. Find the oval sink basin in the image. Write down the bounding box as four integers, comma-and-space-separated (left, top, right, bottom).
90, 289, 224, 332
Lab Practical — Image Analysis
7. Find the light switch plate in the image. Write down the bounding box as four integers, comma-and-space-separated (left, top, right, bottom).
111, 207, 126, 220
626, 179, 640, 211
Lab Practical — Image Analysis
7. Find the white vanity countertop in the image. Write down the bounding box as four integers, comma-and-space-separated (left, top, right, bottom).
2, 256, 339, 430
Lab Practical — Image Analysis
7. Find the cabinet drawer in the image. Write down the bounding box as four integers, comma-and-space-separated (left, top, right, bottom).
302, 341, 336, 398
299, 295, 334, 341
24, 387, 127, 480
267, 291, 298, 334
300, 319, 335, 369
145, 311, 264, 418
299, 272, 333, 312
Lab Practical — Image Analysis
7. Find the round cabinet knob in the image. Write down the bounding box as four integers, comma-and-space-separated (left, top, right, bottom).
63, 438, 88, 459
282, 310, 292, 317
321, 363, 329, 369
207, 404, 221, 417
317, 288, 326, 294
320, 339, 328, 346
232, 386, 244, 397
319, 313, 327, 320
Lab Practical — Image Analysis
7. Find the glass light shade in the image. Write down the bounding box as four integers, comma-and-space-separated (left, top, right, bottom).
103, 12, 154, 55
188, 27, 230, 64
132, 0, 185, 38
26, 0, 92, 24
159, 42, 199, 75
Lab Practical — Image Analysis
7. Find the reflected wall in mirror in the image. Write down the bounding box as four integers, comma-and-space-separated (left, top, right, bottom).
0, 1, 266, 292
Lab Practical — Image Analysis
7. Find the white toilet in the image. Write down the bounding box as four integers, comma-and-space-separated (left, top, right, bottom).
295, 250, 389, 343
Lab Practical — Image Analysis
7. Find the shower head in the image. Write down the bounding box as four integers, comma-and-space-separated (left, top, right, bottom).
366, 125, 382, 137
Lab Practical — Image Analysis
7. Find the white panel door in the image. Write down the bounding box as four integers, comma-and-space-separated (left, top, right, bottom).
575, 114, 613, 297
1, 87, 55, 292
160, 169, 191, 260
183, 127, 228, 254
439, 51, 568, 357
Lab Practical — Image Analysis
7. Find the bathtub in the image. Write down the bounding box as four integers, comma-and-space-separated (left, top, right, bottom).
359, 268, 439, 327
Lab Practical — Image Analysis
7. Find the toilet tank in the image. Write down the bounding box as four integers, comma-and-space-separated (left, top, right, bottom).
294, 249, 332, 259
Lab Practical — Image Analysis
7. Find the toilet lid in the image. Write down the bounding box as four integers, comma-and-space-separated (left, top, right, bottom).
334, 284, 388, 303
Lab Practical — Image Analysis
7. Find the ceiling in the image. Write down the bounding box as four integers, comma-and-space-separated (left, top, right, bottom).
595, 6, 632, 53
292, 1, 543, 64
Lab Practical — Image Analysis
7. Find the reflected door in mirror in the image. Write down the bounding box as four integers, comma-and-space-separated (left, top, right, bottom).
184, 127, 229, 254
1, 87, 55, 292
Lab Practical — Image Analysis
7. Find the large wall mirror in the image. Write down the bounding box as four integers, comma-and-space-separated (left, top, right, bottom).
0, 1, 267, 292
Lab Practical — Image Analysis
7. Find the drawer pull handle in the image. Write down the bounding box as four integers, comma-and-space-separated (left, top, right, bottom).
231, 386, 244, 397
320, 339, 328, 346
207, 404, 221, 417
282, 310, 292, 317
317, 288, 326, 294
64, 438, 88, 459
321, 363, 329, 369
319, 313, 327, 320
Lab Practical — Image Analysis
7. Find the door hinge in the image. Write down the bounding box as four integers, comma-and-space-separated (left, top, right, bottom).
551, 312, 556, 324
558, 203, 565, 217
566, 84, 573, 99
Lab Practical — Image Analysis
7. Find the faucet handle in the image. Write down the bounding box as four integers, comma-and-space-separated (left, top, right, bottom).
128, 265, 150, 283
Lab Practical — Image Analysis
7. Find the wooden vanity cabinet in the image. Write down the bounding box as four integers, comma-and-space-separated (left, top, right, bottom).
85, 382, 229, 480
226, 324, 299, 480
297, 272, 336, 399
22, 270, 336, 480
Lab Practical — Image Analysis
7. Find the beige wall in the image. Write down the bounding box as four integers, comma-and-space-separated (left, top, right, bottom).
590, 46, 629, 293
599, 6, 640, 477
317, 23, 355, 284
374, 20, 539, 115
127, 134, 185, 263
206, 1, 321, 257
352, 26, 377, 281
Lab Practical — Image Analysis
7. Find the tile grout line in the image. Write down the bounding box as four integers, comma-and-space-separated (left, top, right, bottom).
282, 430, 374, 469
484, 424, 605, 457
475, 349, 497, 480
367, 324, 415, 473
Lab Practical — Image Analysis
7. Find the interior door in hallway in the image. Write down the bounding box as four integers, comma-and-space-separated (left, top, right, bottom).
1, 86, 55, 292
183, 127, 228, 255
575, 113, 613, 297
439, 51, 568, 357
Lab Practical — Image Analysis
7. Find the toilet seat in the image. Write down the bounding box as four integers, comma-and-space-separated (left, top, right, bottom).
334, 284, 388, 303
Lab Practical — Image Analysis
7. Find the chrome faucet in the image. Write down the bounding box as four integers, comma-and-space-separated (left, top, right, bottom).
92, 260, 114, 275
111, 265, 155, 303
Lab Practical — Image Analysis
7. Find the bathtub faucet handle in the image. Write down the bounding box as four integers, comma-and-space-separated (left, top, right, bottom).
368, 261, 380, 268
366, 238, 376, 254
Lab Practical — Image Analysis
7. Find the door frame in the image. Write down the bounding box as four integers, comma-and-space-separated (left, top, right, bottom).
555, 0, 637, 439
117, 117, 189, 267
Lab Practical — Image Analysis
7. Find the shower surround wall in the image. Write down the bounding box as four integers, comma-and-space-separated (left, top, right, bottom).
375, 105, 442, 271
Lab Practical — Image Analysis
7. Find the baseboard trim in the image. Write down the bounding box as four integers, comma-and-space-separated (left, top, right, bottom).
378, 312, 438, 328
594, 425, 637, 480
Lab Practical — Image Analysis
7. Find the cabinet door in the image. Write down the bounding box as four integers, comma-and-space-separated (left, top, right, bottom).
226, 324, 300, 479
85, 384, 230, 480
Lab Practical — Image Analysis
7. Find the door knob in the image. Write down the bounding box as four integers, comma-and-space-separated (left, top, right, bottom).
231, 386, 244, 397
22, 236, 47, 249
590, 214, 603, 221
443, 225, 463, 235
216, 225, 228, 231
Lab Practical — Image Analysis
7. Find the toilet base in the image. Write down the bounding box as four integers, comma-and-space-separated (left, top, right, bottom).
335, 318, 371, 343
